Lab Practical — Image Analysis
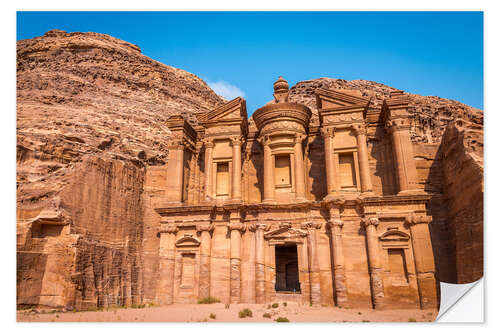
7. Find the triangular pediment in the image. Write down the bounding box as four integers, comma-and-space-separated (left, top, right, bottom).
197, 97, 247, 123
315, 88, 370, 110
264, 226, 308, 239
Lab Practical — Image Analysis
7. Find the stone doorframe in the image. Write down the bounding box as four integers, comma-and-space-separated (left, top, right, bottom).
264, 223, 311, 304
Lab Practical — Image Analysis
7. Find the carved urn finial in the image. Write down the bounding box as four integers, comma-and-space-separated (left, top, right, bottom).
273, 76, 289, 102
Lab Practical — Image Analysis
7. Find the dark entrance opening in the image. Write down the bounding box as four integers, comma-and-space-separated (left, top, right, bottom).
275, 245, 300, 292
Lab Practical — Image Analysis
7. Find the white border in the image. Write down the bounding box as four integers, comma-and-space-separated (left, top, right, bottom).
3, 1, 497, 331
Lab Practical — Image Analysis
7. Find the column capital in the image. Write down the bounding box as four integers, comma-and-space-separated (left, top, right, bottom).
257, 135, 271, 147
230, 136, 243, 146
362, 216, 379, 227
294, 132, 306, 143
328, 218, 344, 228
196, 223, 214, 233
203, 138, 214, 148
351, 123, 367, 136
167, 139, 184, 150
385, 118, 411, 132
300, 221, 322, 230
406, 213, 432, 225
248, 223, 270, 232
160, 224, 179, 234
320, 126, 335, 139
228, 222, 246, 232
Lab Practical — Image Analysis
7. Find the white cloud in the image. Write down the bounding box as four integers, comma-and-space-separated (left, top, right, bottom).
206, 80, 245, 100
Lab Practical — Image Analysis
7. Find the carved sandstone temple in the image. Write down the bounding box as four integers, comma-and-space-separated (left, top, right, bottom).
152, 77, 438, 309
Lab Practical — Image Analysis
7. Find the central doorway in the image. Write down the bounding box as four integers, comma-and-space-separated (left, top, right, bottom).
275, 244, 301, 292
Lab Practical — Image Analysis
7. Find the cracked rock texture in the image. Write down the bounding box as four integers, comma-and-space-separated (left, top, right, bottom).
17, 30, 483, 310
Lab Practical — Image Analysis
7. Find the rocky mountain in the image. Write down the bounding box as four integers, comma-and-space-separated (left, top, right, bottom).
17, 29, 224, 209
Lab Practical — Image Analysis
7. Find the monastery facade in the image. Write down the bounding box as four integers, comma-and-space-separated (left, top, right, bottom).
151, 77, 439, 309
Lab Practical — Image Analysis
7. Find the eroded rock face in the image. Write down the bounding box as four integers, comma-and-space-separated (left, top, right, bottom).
16, 30, 223, 309
17, 29, 224, 209
440, 120, 483, 283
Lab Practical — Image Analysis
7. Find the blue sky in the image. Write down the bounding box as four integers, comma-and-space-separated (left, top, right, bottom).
17, 11, 483, 113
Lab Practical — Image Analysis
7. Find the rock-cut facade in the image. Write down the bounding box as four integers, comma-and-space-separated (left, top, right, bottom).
153, 77, 439, 309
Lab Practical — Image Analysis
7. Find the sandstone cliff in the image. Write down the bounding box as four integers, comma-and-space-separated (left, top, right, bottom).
17, 29, 224, 209
17, 30, 483, 309
17, 30, 223, 309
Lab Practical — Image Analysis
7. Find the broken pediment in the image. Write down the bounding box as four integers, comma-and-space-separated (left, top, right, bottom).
315, 88, 370, 110
197, 97, 247, 124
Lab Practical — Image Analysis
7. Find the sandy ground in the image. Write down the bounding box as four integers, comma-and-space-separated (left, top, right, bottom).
17, 302, 438, 323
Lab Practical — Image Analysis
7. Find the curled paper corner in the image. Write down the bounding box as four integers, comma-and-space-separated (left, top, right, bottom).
436, 278, 483, 322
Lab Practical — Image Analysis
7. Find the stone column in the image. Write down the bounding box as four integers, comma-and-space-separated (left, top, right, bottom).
196, 223, 214, 300
327, 207, 348, 307
386, 119, 419, 194
363, 216, 385, 309
321, 127, 338, 198
165, 140, 185, 203
294, 133, 307, 201
251, 223, 270, 303
230, 136, 243, 202
228, 221, 245, 303
158, 225, 178, 305
203, 139, 214, 200
352, 124, 373, 194
301, 221, 322, 306
260, 136, 275, 203
407, 213, 438, 309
